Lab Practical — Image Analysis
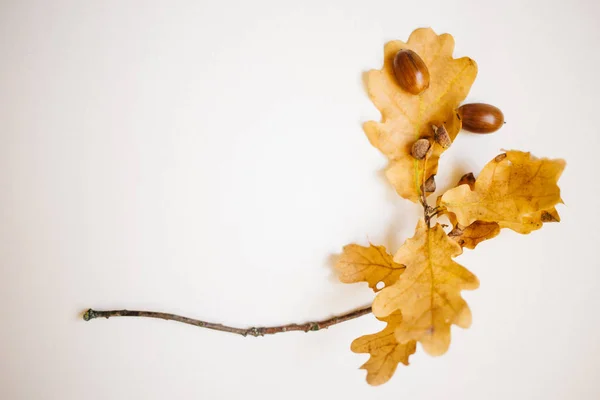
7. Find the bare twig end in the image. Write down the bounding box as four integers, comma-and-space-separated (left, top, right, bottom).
83, 309, 96, 321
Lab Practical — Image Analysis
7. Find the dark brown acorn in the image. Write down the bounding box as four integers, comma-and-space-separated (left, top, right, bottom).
393, 50, 430, 95
458, 103, 504, 133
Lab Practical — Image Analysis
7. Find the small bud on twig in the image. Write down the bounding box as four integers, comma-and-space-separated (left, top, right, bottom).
422, 175, 436, 193
411, 138, 431, 160
433, 124, 451, 148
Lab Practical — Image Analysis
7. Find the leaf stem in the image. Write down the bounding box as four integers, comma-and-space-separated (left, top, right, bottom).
82, 306, 373, 337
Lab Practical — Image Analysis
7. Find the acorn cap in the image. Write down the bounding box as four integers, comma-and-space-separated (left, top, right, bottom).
411, 138, 431, 160
433, 124, 452, 148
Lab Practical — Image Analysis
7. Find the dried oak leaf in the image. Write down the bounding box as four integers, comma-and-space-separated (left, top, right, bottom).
335, 244, 405, 292
445, 173, 501, 250
498, 207, 561, 234
448, 221, 501, 250
442, 168, 559, 247
440, 151, 565, 232
372, 220, 479, 356
351, 312, 417, 386
364, 28, 478, 202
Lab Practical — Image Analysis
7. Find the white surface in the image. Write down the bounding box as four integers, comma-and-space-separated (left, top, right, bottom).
1, 0, 598, 399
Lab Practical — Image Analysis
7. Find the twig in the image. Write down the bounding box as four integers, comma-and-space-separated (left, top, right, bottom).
421, 150, 432, 227
428, 207, 445, 221
83, 306, 373, 337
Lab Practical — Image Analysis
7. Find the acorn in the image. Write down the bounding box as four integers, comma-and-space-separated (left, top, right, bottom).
393, 49, 430, 95
411, 138, 431, 160
458, 103, 504, 133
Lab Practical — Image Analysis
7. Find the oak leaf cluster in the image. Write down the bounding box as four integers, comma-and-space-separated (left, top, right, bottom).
336, 28, 565, 385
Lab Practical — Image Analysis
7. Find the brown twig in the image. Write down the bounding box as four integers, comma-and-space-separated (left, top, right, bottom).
421, 150, 432, 227
83, 306, 373, 337
428, 207, 445, 221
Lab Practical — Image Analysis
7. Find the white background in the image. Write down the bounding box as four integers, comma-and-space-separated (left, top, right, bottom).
1, 0, 599, 399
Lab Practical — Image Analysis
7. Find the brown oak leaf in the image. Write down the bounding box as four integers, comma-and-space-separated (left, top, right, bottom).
448, 221, 501, 249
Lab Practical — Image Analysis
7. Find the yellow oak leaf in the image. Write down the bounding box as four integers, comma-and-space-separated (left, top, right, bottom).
497, 207, 560, 234
335, 244, 405, 292
440, 174, 501, 249
442, 171, 559, 244
351, 312, 417, 386
440, 151, 565, 231
372, 220, 479, 356
364, 28, 478, 202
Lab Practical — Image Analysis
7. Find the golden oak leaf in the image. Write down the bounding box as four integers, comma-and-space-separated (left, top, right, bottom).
442, 171, 559, 245
497, 207, 561, 234
351, 312, 417, 386
435, 172, 475, 212
440, 151, 565, 231
335, 244, 405, 292
445, 173, 499, 249
364, 28, 478, 202
372, 220, 479, 356
440, 174, 501, 249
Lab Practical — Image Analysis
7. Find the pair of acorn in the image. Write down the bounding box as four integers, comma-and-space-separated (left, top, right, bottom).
393, 49, 504, 135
